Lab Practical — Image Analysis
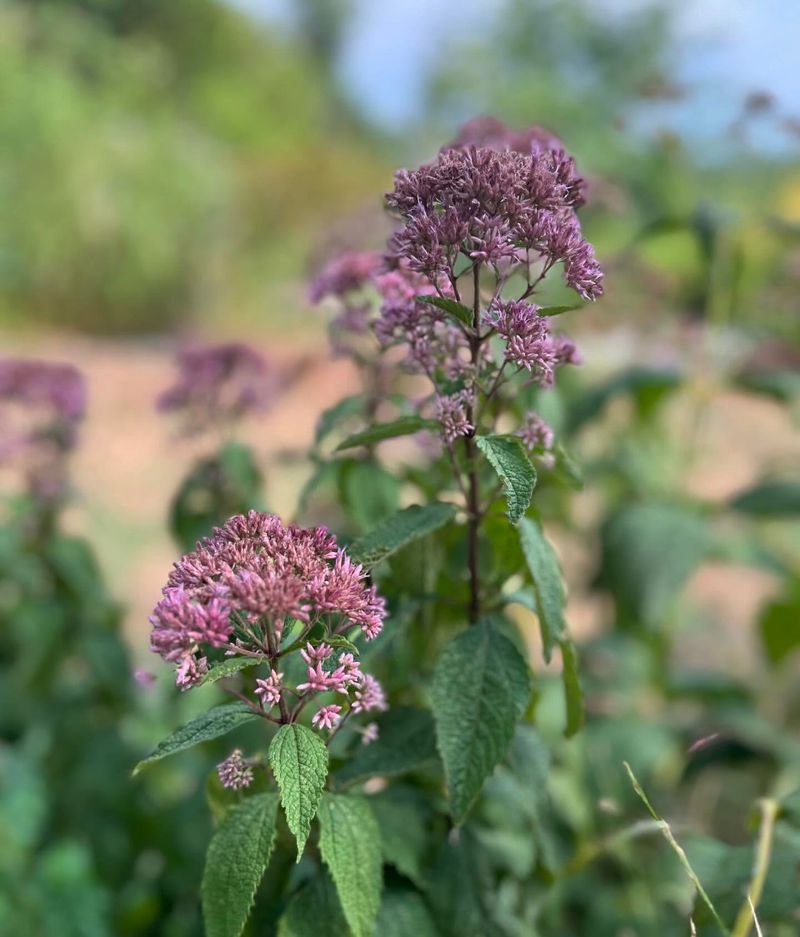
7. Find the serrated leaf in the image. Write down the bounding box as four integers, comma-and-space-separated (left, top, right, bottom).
318, 793, 382, 937
269, 724, 328, 859
416, 294, 474, 327
315, 394, 365, 445
278, 871, 349, 937
336, 707, 438, 785
199, 656, 264, 686
729, 480, 800, 516
201, 792, 279, 937
518, 517, 566, 663
375, 888, 440, 937
431, 620, 531, 821
560, 638, 585, 737
335, 416, 436, 452
538, 303, 581, 317
133, 702, 259, 774
476, 435, 536, 524
349, 502, 457, 568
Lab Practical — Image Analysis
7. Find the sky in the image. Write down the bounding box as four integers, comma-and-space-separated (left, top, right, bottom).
229, 0, 800, 143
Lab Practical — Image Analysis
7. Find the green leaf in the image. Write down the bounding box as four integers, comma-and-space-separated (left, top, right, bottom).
318, 793, 383, 937
416, 294, 474, 327
133, 702, 259, 774
374, 888, 440, 937
507, 724, 557, 873
349, 502, 458, 568
269, 724, 328, 859
729, 480, 800, 516
370, 788, 432, 886
278, 872, 349, 937
201, 792, 279, 937
338, 459, 400, 533
431, 620, 531, 821
760, 584, 800, 666
336, 707, 438, 785
735, 369, 800, 403
315, 394, 365, 445
560, 638, 585, 737
598, 503, 707, 629
518, 517, 566, 662
199, 656, 264, 686
476, 435, 536, 524
427, 837, 485, 936
335, 416, 436, 452
537, 303, 581, 317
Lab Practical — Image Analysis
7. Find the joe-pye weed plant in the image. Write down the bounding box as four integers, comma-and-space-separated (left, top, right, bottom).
137, 120, 605, 936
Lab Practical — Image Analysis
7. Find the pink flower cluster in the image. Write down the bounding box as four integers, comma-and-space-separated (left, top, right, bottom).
0, 358, 86, 502
150, 511, 388, 736
157, 342, 277, 435
485, 300, 579, 386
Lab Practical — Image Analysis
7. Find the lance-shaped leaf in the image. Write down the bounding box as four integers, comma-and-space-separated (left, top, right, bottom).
269, 724, 328, 859
476, 435, 537, 524
431, 619, 531, 822
349, 502, 457, 568
416, 294, 474, 327
317, 793, 383, 937
133, 702, 259, 775
729, 479, 800, 517
560, 638, 585, 737
518, 517, 566, 663
199, 656, 264, 686
201, 792, 280, 937
537, 303, 582, 317
335, 416, 436, 452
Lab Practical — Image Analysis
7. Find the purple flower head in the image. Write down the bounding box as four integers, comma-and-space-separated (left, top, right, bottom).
435, 391, 474, 444
445, 116, 568, 161
312, 704, 342, 731
351, 674, 388, 715
217, 749, 254, 791
516, 412, 555, 453
157, 342, 277, 435
255, 669, 283, 709
0, 358, 86, 501
386, 145, 600, 299
309, 251, 383, 304
149, 511, 389, 734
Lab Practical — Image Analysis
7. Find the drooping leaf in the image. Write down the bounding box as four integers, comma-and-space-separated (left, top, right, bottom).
201, 792, 279, 937
430, 620, 531, 821
560, 638, 585, 737
268, 724, 329, 859
374, 888, 440, 937
729, 480, 800, 517
518, 517, 565, 662
416, 294, 474, 327
133, 702, 259, 774
335, 416, 437, 452
317, 793, 383, 937
199, 656, 264, 686
476, 435, 537, 524
336, 707, 438, 785
277, 871, 349, 937
315, 394, 365, 446
349, 502, 458, 568
597, 503, 707, 629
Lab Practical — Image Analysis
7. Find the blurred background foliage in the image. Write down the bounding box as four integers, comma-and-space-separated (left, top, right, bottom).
1, 0, 798, 336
